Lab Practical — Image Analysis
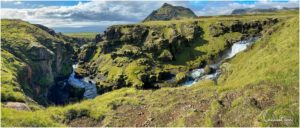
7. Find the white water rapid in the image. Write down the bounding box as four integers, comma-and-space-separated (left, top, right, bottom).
182, 37, 259, 86
68, 64, 98, 99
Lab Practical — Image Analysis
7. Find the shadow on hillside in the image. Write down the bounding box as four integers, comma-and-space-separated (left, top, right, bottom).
171, 26, 208, 66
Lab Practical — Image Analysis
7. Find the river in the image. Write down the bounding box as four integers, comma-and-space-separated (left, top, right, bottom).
68, 37, 259, 93
68, 64, 98, 99
182, 37, 260, 86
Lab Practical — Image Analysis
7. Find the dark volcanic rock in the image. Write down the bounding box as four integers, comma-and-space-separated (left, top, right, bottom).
29, 45, 54, 61
209, 18, 279, 37
95, 34, 103, 43
34, 24, 56, 36
78, 44, 97, 61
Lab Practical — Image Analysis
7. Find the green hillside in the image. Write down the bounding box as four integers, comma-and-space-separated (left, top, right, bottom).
1, 10, 299, 127
1, 19, 73, 105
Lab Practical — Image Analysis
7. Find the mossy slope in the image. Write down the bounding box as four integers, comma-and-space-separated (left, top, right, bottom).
1, 19, 74, 104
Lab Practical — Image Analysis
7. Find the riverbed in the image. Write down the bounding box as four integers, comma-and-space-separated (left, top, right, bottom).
68, 64, 98, 99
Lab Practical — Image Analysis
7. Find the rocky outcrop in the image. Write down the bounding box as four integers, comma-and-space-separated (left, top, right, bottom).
74, 21, 202, 91
3, 102, 31, 111
1, 19, 74, 105
102, 25, 149, 44
78, 44, 97, 62
34, 24, 56, 36
209, 18, 279, 37
98, 21, 201, 59
29, 45, 54, 61
76, 14, 279, 94
143, 3, 197, 22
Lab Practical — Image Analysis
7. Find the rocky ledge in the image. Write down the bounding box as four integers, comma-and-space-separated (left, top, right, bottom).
75, 17, 278, 94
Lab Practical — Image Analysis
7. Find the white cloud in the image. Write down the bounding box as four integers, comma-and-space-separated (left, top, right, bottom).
1, 1, 185, 29
258, 0, 270, 4
14, 1, 22, 5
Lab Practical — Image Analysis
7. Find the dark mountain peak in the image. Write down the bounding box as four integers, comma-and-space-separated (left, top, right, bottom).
231, 7, 299, 15
162, 3, 172, 7
143, 3, 197, 22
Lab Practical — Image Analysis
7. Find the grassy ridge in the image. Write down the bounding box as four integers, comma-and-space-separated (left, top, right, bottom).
1, 50, 28, 102
217, 17, 299, 126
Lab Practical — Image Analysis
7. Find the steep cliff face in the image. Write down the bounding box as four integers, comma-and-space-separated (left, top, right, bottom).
76, 16, 279, 94
1, 19, 74, 104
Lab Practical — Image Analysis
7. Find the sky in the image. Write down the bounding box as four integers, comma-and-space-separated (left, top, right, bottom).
1, 0, 299, 33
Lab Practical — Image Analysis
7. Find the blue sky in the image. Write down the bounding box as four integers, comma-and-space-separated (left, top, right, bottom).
1, 0, 299, 33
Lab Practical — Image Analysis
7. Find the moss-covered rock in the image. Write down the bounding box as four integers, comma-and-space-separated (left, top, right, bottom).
175, 72, 187, 84
75, 10, 280, 95
158, 49, 173, 61
209, 18, 279, 37
78, 44, 97, 62
1, 19, 75, 105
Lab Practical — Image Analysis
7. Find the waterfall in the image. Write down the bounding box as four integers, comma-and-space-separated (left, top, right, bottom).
68, 64, 98, 99
226, 37, 258, 59
182, 37, 259, 86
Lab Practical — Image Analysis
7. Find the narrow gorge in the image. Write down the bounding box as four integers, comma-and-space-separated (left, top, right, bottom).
1, 2, 298, 127
0, 13, 280, 106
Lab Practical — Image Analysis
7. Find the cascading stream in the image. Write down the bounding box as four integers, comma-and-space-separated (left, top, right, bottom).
68, 64, 98, 99
182, 37, 259, 86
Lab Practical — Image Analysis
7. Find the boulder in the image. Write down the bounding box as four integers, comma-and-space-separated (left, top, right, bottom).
4, 102, 31, 111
